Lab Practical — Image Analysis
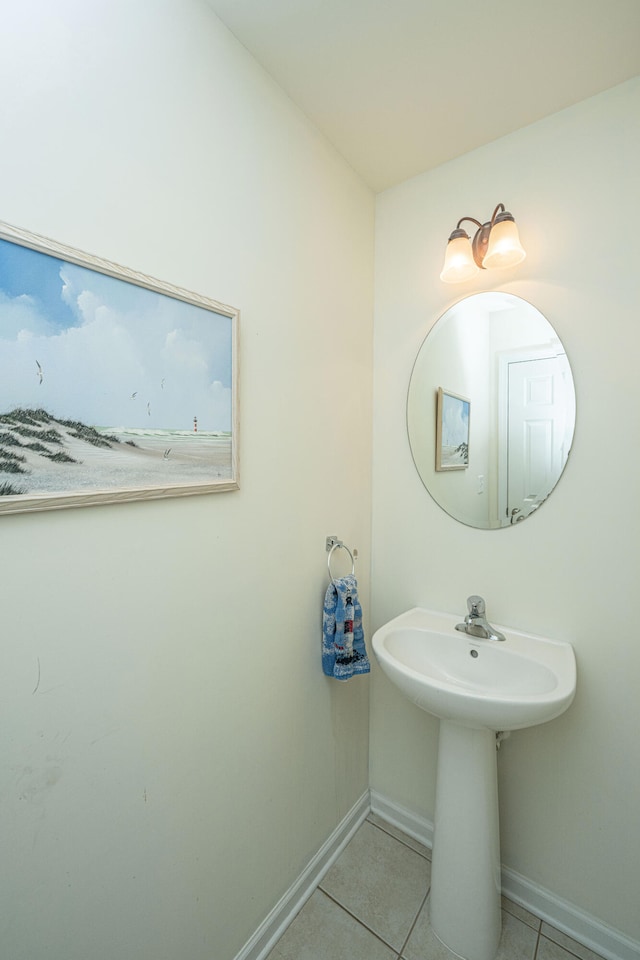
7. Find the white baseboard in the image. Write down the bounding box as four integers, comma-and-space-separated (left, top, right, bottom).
501, 866, 640, 960
233, 790, 370, 960
370, 789, 434, 850
370, 790, 640, 960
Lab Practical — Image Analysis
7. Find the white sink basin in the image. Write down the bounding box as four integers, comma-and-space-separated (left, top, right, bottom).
372, 607, 576, 730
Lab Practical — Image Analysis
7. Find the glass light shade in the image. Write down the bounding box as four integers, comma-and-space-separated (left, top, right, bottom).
440, 235, 479, 283
482, 218, 526, 270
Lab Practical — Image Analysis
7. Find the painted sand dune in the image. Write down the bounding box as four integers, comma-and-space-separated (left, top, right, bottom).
0, 407, 232, 499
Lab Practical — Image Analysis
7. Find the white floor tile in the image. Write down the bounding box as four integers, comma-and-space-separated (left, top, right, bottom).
367, 812, 432, 860
502, 895, 541, 931
265, 889, 397, 960
263, 818, 610, 960
320, 820, 430, 951
539, 925, 605, 960
403, 901, 538, 960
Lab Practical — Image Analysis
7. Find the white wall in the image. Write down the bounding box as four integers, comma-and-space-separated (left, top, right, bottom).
371, 77, 640, 943
0, 3, 373, 959
408, 302, 492, 527
2, 2, 638, 954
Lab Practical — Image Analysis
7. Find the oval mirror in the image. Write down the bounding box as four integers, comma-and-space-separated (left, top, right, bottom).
407, 293, 576, 529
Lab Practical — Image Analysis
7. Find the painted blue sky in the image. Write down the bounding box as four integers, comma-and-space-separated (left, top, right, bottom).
441, 393, 469, 447
0, 238, 233, 431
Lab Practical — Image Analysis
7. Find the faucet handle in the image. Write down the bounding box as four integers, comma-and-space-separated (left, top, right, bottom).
467, 595, 486, 617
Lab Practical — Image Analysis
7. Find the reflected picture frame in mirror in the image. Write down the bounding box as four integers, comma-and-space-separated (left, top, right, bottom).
407, 293, 576, 529
435, 387, 470, 472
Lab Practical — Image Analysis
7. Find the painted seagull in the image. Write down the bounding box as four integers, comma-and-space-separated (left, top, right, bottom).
36, 361, 43, 384
130, 391, 138, 399
163, 449, 171, 460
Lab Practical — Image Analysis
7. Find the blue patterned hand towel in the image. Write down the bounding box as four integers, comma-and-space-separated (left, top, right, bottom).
322, 574, 370, 681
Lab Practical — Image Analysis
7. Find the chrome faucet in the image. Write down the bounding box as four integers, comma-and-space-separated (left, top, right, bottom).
456, 595, 506, 642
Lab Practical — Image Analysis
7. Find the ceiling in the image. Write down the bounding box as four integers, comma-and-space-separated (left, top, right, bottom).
205, 0, 640, 192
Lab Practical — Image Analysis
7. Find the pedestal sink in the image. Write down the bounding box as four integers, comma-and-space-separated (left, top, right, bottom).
372, 606, 576, 960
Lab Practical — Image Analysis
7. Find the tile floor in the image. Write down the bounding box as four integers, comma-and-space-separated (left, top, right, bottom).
266, 814, 607, 960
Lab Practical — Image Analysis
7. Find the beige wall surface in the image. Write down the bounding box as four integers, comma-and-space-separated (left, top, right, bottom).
370, 77, 640, 942
0, 3, 373, 959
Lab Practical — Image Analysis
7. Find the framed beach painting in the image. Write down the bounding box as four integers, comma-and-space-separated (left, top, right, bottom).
435, 387, 470, 471
0, 220, 238, 515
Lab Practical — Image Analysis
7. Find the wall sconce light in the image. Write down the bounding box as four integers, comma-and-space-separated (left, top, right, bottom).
440, 203, 526, 283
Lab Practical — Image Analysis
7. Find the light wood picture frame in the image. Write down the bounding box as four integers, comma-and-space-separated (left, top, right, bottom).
436, 387, 470, 471
0, 220, 238, 515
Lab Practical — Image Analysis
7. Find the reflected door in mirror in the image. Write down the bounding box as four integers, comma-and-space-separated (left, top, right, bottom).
504, 354, 574, 523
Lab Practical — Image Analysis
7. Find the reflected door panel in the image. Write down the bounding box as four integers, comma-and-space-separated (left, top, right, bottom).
506, 355, 571, 523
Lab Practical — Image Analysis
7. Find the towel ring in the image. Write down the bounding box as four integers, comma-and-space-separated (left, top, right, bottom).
327, 541, 355, 583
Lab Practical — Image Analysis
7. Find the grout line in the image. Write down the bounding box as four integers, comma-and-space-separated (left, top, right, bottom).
533, 926, 542, 959
501, 897, 542, 933
317, 888, 400, 955
538, 931, 602, 960
398, 888, 430, 959
367, 814, 432, 861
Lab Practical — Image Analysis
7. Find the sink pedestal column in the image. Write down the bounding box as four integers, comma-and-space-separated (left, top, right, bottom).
430, 720, 502, 960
